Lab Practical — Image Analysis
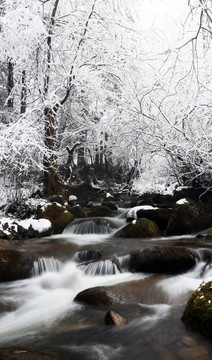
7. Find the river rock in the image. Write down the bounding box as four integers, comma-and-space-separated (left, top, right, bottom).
0, 249, 35, 281
128, 207, 172, 231
37, 202, 74, 234
66, 204, 87, 218
166, 200, 212, 235
115, 218, 161, 238
74, 250, 102, 262
0, 348, 58, 359
86, 205, 115, 217
182, 281, 212, 339
104, 310, 127, 326
74, 276, 168, 306
129, 246, 197, 274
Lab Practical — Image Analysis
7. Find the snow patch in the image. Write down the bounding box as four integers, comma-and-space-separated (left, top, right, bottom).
127, 205, 158, 219
19, 218, 52, 233
176, 198, 189, 205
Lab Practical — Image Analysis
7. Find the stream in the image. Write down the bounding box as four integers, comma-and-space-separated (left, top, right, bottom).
0, 210, 212, 359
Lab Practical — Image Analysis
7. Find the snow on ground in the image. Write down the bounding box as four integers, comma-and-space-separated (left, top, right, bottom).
18, 218, 52, 233
127, 205, 158, 219
0, 217, 52, 234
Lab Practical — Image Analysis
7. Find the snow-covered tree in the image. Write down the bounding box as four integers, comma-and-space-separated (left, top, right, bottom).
0, 0, 140, 199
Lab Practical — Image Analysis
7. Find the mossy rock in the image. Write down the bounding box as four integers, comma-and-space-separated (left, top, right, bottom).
182, 281, 212, 339
66, 205, 87, 218
166, 200, 212, 235
0, 249, 35, 281
87, 205, 115, 217
37, 203, 74, 234
115, 218, 161, 238
129, 246, 197, 274
135, 207, 172, 231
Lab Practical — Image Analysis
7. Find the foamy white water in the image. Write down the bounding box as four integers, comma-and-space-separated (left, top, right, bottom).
0, 260, 147, 345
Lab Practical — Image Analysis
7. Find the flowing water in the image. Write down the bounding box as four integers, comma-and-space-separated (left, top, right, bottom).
0, 212, 212, 359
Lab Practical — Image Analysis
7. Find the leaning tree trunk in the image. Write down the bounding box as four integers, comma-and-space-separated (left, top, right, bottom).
42, 0, 97, 199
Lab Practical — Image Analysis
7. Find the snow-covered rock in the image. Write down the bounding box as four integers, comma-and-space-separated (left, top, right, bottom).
19, 218, 52, 234
127, 205, 158, 220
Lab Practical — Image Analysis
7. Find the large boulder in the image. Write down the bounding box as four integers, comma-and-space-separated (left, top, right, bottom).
182, 281, 212, 339
0, 249, 35, 281
37, 203, 74, 234
166, 200, 212, 235
75, 276, 167, 306
129, 246, 197, 274
127, 206, 172, 231
115, 218, 161, 238
18, 218, 53, 238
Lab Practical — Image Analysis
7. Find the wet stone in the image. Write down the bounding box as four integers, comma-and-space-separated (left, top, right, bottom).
104, 311, 127, 327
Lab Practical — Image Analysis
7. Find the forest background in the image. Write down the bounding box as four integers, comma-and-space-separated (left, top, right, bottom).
0, 0, 211, 205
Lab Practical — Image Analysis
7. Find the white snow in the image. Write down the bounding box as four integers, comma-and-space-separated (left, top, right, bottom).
69, 195, 77, 202
127, 205, 158, 219
106, 192, 113, 198
19, 218, 52, 233
0, 217, 18, 233
176, 198, 189, 205
0, 217, 51, 235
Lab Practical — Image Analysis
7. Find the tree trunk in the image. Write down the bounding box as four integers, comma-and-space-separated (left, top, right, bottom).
7, 59, 14, 108
43, 107, 66, 199
20, 70, 27, 114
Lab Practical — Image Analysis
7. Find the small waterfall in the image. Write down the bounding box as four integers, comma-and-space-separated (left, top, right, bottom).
73, 250, 102, 263
32, 257, 63, 276
66, 218, 115, 235
117, 254, 131, 272
79, 259, 120, 276
195, 248, 212, 277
